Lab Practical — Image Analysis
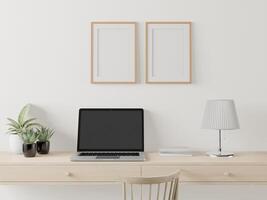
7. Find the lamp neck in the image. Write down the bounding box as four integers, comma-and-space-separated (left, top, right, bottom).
219, 129, 222, 153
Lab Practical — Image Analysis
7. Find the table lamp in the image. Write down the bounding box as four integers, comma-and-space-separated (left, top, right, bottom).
202, 99, 240, 157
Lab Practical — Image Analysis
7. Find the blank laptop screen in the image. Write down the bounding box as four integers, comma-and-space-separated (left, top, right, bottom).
77, 109, 144, 151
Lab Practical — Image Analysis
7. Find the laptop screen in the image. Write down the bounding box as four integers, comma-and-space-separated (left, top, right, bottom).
77, 109, 144, 151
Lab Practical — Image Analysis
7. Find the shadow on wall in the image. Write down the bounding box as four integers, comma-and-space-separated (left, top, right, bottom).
230, 104, 267, 150
144, 110, 160, 151
28, 104, 74, 151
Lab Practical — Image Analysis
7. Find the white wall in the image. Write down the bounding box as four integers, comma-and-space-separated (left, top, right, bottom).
0, 0, 267, 199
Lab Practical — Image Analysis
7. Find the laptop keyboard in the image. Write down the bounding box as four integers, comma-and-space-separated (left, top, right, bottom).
79, 152, 140, 157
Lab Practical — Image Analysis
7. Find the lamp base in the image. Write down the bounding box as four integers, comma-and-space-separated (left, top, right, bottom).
207, 151, 234, 157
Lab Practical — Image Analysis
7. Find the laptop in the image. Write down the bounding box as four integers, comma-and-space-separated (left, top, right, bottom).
71, 108, 145, 161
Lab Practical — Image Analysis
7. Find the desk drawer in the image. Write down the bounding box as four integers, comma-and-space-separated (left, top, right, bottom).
142, 166, 267, 182
0, 165, 140, 182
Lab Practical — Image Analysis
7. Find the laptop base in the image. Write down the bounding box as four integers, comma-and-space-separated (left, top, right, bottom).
71, 152, 145, 162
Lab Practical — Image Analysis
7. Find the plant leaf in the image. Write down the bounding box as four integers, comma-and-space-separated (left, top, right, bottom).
8, 129, 17, 133
25, 122, 41, 128
18, 104, 31, 125
8, 127, 18, 131
7, 123, 20, 129
22, 118, 36, 127
7, 118, 20, 127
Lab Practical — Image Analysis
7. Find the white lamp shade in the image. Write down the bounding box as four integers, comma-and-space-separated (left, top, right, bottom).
202, 99, 240, 130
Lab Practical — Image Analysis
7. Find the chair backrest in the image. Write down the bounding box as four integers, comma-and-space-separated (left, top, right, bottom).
121, 171, 180, 200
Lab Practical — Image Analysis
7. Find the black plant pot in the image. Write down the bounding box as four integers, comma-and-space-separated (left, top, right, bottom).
23, 143, 37, 157
37, 141, 50, 154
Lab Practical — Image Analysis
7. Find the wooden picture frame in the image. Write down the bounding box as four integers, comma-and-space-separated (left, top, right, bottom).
145, 22, 192, 83
91, 22, 136, 83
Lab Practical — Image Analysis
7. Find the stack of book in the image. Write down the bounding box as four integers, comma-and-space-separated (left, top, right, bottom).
159, 147, 193, 156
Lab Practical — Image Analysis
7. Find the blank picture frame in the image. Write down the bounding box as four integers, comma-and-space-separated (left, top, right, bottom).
91, 22, 136, 83
145, 22, 192, 83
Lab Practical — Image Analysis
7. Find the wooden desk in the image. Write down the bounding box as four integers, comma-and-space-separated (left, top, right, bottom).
1, 152, 267, 184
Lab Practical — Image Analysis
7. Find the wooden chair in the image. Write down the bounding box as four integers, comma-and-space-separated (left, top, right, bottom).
121, 171, 180, 200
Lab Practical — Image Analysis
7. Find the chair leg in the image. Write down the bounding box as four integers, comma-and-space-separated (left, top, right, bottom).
122, 183, 126, 200
173, 179, 179, 200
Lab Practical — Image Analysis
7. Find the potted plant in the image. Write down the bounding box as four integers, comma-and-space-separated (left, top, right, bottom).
21, 129, 39, 157
7, 104, 40, 154
36, 127, 54, 154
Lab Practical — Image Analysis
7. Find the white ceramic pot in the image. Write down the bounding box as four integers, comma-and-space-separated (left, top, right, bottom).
9, 134, 23, 154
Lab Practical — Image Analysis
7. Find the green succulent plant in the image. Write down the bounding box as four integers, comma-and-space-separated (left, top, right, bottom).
7, 104, 41, 135
21, 129, 39, 144
37, 127, 54, 142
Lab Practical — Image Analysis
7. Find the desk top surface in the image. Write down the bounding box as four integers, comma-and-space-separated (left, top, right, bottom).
0, 152, 267, 166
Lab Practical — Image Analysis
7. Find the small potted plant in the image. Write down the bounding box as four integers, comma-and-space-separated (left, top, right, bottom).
36, 127, 54, 154
7, 104, 40, 154
21, 129, 39, 157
